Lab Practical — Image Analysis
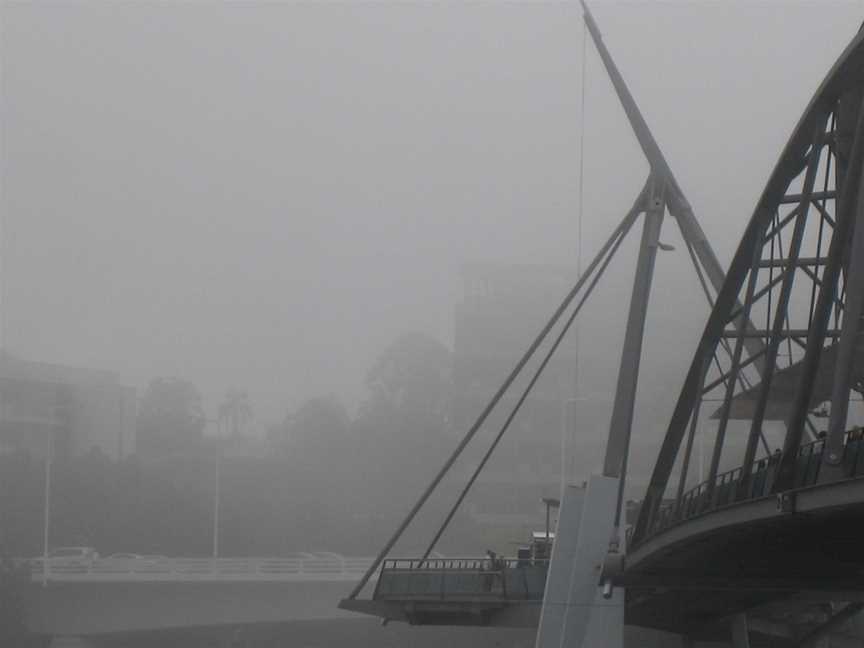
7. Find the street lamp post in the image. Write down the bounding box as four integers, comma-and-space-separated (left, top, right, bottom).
213, 418, 222, 559
213, 461, 220, 558
541, 497, 560, 544
42, 433, 53, 586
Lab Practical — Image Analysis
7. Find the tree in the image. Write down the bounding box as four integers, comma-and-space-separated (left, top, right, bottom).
351, 332, 453, 512
218, 390, 252, 438
136, 377, 206, 460
0, 561, 31, 646
273, 395, 350, 458
362, 331, 452, 427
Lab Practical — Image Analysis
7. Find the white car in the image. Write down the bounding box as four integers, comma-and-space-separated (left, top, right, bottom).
49, 547, 99, 562
105, 552, 142, 561
32, 546, 99, 572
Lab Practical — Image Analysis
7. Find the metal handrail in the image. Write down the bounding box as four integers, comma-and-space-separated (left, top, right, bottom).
373, 556, 549, 602
637, 433, 839, 543
380, 557, 546, 572
29, 555, 376, 582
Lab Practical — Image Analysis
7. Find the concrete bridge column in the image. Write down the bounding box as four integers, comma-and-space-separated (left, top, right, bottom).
48, 637, 96, 648
730, 614, 751, 648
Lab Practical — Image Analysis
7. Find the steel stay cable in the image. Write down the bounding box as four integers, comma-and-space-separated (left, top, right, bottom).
419, 213, 636, 562
565, 16, 590, 496
346, 201, 645, 599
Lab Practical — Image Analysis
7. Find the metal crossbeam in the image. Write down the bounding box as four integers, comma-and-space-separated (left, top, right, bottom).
780, 190, 837, 204
776, 99, 864, 491
719, 329, 841, 339
634, 81, 862, 545
757, 256, 827, 268
739, 118, 830, 490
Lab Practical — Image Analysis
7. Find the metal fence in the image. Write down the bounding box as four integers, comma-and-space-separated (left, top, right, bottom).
29, 555, 376, 582
635, 428, 864, 543
373, 557, 549, 603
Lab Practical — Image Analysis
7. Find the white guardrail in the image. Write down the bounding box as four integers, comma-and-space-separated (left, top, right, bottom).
28, 555, 377, 583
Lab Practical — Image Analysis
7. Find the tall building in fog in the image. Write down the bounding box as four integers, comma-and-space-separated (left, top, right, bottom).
0, 354, 136, 461
452, 263, 580, 547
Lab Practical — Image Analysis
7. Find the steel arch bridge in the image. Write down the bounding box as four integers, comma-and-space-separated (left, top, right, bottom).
622, 18, 864, 639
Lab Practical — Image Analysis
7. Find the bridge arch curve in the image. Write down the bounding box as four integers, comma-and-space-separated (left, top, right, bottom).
625, 20, 864, 637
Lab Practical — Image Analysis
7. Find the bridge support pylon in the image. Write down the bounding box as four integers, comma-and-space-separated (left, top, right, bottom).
730, 614, 751, 648
535, 475, 623, 648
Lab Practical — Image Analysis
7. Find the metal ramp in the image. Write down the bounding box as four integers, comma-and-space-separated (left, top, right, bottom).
340, 558, 547, 627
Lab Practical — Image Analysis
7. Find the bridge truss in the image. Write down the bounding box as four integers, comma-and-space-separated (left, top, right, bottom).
620, 17, 864, 644
631, 19, 864, 558
635, 41, 864, 544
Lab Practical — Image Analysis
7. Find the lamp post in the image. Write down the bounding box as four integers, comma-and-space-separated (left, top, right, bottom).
213, 453, 220, 559
213, 417, 222, 559
42, 433, 53, 586
541, 497, 560, 544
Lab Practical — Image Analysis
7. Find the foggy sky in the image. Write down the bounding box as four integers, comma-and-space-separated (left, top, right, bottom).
2, 0, 862, 430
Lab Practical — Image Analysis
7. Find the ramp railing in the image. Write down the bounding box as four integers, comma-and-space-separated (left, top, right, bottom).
29, 555, 376, 582
373, 557, 549, 603
633, 429, 864, 544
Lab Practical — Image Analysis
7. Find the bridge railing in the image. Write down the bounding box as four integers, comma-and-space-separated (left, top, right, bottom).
29, 555, 376, 582
373, 557, 549, 603
632, 430, 864, 544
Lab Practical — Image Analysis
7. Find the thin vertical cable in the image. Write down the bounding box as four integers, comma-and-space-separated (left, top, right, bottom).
0, 7, 5, 355
566, 15, 590, 495
577, 19, 588, 280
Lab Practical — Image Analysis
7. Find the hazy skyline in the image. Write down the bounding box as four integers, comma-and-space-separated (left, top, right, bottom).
2, 1, 862, 429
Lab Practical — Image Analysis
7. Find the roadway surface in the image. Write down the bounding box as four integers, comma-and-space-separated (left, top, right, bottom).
26, 554, 376, 638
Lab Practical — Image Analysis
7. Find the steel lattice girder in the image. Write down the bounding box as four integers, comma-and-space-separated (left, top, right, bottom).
632, 24, 864, 547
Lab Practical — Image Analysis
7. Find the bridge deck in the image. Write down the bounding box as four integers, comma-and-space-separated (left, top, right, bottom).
629, 429, 864, 556
344, 434, 864, 634
620, 431, 864, 636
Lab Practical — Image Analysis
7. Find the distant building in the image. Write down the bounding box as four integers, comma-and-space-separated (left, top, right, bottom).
452, 263, 581, 546
0, 354, 135, 461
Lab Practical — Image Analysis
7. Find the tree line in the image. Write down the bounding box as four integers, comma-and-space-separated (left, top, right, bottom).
0, 332, 487, 559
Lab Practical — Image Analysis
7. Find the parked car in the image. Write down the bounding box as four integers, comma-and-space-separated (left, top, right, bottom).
105, 553, 142, 561
32, 546, 99, 570
49, 547, 99, 562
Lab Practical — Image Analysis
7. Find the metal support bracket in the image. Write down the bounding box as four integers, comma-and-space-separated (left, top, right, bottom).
777, 491, 796, 513
731, 614, 752, 648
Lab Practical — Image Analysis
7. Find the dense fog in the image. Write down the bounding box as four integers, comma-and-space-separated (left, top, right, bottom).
1, 0, 863, 628
4, 2, 864, 646
2, 1, 857, 422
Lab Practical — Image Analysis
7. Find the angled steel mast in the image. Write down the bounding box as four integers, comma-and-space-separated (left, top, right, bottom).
536, 9, 765, 646
578, 0, 763, 494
